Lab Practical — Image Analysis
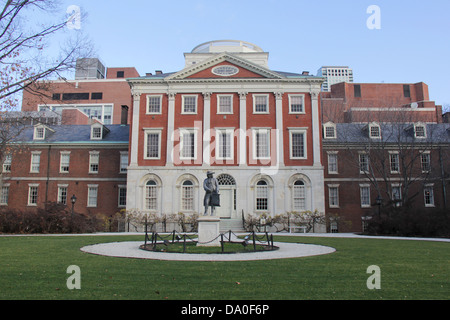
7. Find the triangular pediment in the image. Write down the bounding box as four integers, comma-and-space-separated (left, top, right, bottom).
165, 53, 284, 80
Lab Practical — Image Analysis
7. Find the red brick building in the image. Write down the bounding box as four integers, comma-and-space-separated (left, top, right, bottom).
1, 120, 129, 217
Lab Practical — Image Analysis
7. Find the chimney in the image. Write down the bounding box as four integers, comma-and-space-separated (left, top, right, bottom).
146, 73, 153, 76
155, 70, 163, 75
302, 71, 310, 76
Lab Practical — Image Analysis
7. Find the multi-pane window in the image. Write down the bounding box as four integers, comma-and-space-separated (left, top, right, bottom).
328, 152, 338, 174
182, 95, 197, 114
118, 185, 127, 208
290, 130, 306, 159
87, 185, 98, 207
145, 131, 161, 159
145, 180, 157, 211
360, 185, 371, 207
424, 185, 434, 207
253, 95, 268, 113
34, 127, 45, 140
120, 152, 128, 173
289, 95, 304, 113
421, 152, 431, 172
89, 152, 99, 173
217, 95, 232, 114
256, 180, 268, 211
3, 154, 11, 172
91, 127, 102, 139
328, 185, 339, 208
216, 129, 233, 160
181, 180, 194, 211
30, 152, 41, 173
324, 125, 336, 139
254, 129, 270, 159
414, 125, 426, 138
58, 186, 68, 205
60, 152, 70, 173
293, 180, 306, 211
0, 185, 9, 205
359, 153, 369, 173
369, 125, 381, 138
389, 152, 400, 173
147, 95, 162, 114
180, 130, 196, 159
28, 185, 38, 205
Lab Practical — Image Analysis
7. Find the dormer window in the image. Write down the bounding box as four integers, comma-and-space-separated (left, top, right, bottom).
414, 123, 426, 138
35, 127, 45, 139
33, 124, 54, 140
323, 122, 336, 139
369, 122, 381, 139
90, 122, 109, 140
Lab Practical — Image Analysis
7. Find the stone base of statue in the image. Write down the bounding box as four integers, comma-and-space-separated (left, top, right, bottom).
197, 216, 221, 247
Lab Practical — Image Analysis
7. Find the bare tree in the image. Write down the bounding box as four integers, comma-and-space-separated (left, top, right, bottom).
0, 0, 93, 104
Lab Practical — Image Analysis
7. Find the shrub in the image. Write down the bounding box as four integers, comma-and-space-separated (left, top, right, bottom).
0, 202, 103, 234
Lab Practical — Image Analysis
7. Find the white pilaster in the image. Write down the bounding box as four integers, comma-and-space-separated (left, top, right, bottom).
130, 92, 141, 167
310, 90, 322, 166
239, 92, 247, 166
166, 92, 176, 166
274, 92, 284, 167
203, 92, 211, 166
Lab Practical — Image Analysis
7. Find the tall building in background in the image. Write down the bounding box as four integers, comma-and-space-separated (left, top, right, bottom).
317, 66, 353, 92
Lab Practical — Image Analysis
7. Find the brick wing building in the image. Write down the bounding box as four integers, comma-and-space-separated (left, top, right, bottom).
126, 40, 326, 231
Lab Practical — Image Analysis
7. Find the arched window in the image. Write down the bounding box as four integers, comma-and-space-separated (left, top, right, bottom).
145, 180, 157, 210
181, 180, 194, 211
256, 180, 268, 211
293, 180, 306, 211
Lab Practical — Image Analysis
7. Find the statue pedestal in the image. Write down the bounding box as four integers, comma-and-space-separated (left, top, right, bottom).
197, 216, 221, 247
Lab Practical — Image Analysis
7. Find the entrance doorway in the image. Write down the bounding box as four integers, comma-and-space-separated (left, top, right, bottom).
215, 174, 236, 219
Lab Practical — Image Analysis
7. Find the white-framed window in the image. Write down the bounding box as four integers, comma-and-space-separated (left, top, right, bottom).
369, 123, 381, 139
421, 151, 431, 172
289, 129, 307, 159
252, 128, 270, 160
30, 152, 41, 173
327, 152, 338, 174
292, 180, 306, 211
34, 126, 45, 140
118, 185, 127, 208
391, 184, 402, 207
424, 184, 435, 207
145, 180, 158, 211
323, 122, 336, 139
120, 151, 128, 173
182, 95, 197, 114
3, 154, 12, 173
87, 185, 98, 207
253, 94, 269, 114
60, 152, 70, 173
181, 180, 194, 211
359, 152, 369, 173
0, 184, 10, 205
144, 129, 162, 159
216, 128, 234, 160
57, 185, 68, 205
147, 95, 162, 114
414, 123, 427, 138
28, 184, 39, 206
389, 152, 400, 173
180, 128, 198, 160
289, 94, 305, 114
328, 184, 339, 208
89, 151, 99, 173
360, 184, 371, 208
256, 180, 269, 211
217, 95, 233, 114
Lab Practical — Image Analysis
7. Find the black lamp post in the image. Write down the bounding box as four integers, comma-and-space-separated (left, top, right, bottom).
376, 195, 382, 218
71, 194, 77, 218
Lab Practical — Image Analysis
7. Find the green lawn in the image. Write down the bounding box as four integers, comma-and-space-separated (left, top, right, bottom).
0, 234, 448, 300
